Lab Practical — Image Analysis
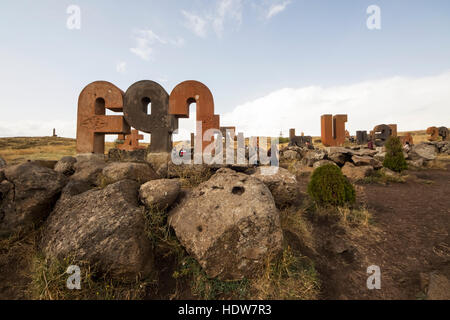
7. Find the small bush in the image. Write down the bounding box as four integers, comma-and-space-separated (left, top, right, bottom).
383, 136, 408, 172
307, 164, 355, 207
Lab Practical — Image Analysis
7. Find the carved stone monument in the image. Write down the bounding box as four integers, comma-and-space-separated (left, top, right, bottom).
356, 131, 368, 145
373, 124, 393, 147
169, 81, 220, 151
289, 128, 312, 147
399, 133, 414, 146
438, 127, 449, 141
320, 114, 348, 147
117, 130, 146, 151
76, 81, 130, 154
123, 80, 178, 153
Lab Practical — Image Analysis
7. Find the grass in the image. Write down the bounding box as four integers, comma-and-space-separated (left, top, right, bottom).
169, 164, 213, 188
144, 203, 320, 300
0, 137, 117, 165
29, 254, 150, 300
360, 169, 406, 184
305, 200, 372, 228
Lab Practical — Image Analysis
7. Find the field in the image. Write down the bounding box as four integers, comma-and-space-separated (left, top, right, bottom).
0, 130, 431, 165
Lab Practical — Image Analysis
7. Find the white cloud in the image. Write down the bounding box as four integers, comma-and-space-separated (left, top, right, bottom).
182, 10, 208, 38
116, 61, 127, 73
182, 0, 243, 38
221, 72, 450, 138
266, 0, 291, 19
130, 29, 185, 61
213, 0, 243, 36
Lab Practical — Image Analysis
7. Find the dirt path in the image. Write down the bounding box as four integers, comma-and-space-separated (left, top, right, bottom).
316, 166, 450, 299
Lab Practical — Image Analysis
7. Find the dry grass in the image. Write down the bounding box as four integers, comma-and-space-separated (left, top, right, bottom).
0, 137, 118, 165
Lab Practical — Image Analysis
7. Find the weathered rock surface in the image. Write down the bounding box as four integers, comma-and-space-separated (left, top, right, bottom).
146, 152, 171, 178
41, 180, 153, 281
54, 156, 77, 176
108, 148, 147, 163
0, 157, 6, 169
169, 168, 283, 280
313, 160, 338, 169
101, 162, 158, 185
351, 155, 382, 169
59, 179, 94, 201
0, 163, 67, 234
341, 162, 373, 181
27, 160, 58, 170
71, 157, 106, 186
139, 179, 181, 210
251, 167, 299, 208
409, 143, 437, 161
302, 149, 326, 167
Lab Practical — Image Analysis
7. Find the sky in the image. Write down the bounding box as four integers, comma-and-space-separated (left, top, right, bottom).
0, 0, 449, 142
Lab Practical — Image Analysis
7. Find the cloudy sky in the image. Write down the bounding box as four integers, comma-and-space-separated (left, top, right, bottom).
0, 0, 449, 141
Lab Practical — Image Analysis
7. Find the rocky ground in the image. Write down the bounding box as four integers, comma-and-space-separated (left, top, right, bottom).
0, 138, 449, 300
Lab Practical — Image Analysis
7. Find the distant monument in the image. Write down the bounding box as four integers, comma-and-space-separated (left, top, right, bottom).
356, 131, 368, 145
320, 114, 348, 147
117, 130, 146, 151
289, 128, 312, 147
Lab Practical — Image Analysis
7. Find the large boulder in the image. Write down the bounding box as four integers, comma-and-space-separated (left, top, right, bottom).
139, 179, 181, 210
302, 149, 327, 167
351, 155, 382, 169
54, 156, 77, 176
251, 167, 299, 208
0, 163, 67, 235
41, 180, 153, 281
326, 147, 353, 166
341, 162, 373, 181
280, 146, 307, 161
434, 141, 449, 154
108, 148, 147, 163
0, 157, 7, 169
71, 157, 106, 186
101, 162, 158, 185
409, 143, 437, 161
146, 152, 171, 178
313, 160, 338, 169
169, 168, 283, 280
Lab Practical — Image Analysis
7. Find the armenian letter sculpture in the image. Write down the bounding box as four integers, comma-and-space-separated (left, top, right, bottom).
320, 114, 348, 147
169, 81, 220, 151
123, 80, 178, 153
76, 81, 130, 154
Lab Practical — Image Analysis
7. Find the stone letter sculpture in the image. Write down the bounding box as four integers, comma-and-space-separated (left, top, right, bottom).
356, 131, 368, 145
320, 114, 348, 147
76, 81, 130, 154
117, 130, 146, 151
427, 127, 439, 141
123, 80, 178, 153
289, 129, 312, 147
169, 81, 220, 151
438, 127, 449, 141
373, 124, 392, 147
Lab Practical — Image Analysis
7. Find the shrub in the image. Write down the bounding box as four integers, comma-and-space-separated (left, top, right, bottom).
383, 136, 408, 172
307, 164, 355, 207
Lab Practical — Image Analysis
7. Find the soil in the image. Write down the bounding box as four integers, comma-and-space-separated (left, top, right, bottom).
1, 165, 449, 300
303, 165, 450, 300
